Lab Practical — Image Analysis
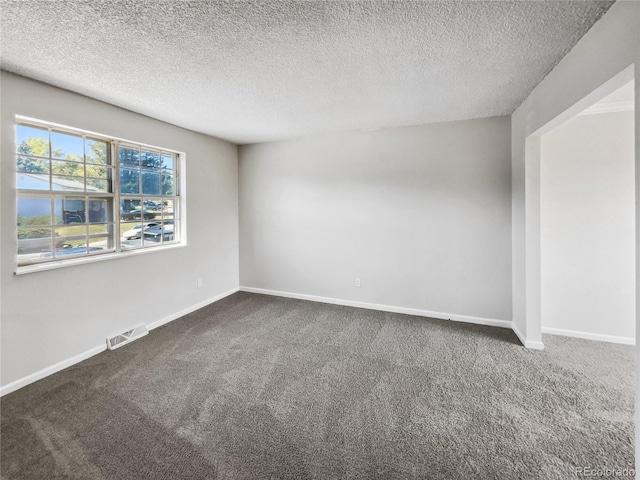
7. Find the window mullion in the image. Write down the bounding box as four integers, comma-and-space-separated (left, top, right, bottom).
113, 140, 122, 253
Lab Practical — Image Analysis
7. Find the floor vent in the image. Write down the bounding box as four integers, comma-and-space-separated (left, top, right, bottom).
107, 325, 148, 350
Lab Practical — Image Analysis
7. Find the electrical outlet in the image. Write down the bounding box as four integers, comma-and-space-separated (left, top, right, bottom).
354, 277, 361, 288
197, 278, 203, 288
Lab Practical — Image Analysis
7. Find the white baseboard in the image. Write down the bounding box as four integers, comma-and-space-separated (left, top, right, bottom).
0, 344, 107, 397
512, 322, 545, 350
0, 287, 240, 397
147, 287, 239, 330
542, 326, 636, 346
240, 286, 512, 329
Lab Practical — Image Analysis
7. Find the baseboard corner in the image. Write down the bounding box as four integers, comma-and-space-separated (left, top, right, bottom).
512, 323, 545, 350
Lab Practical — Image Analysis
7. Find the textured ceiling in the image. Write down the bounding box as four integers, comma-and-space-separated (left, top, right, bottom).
1, 1, 614, 144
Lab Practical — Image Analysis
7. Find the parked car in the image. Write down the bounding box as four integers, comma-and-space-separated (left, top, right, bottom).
162, 220, 174, 233
122, 222, 161, 240
143, 223, 175, 242
120, 207, 157, 221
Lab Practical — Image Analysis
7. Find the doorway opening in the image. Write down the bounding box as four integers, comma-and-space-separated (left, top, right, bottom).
523, 64, 635, 348
540, 80, 635, 344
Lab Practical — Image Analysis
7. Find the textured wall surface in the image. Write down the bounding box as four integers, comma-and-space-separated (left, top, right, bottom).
240, 116, 512, 322
0, 0, 612, 143
0, 72, 239, 388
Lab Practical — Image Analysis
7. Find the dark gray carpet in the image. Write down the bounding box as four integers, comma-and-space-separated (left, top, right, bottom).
1, 292, 634, 479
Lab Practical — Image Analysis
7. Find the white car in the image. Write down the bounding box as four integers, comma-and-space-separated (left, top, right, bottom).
122, 222, 161, 240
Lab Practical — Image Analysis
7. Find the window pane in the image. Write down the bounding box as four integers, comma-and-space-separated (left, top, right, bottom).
16, 125, 49, 157
119, 146, 140, 167
85, 164, 111, 192
161, 154, 174, 171
17, 173, 50, 190
121, 221, 143, 250
88, 198, 112, 223
86, 179, 110, 192
122, 221, 147, 240
17, 156, 49, 174
52, 160, 84, 175
55, 197, 86, 225
87, 235, 112, 253
88, 224, 114, 251
144, 198, 162, 213
141, 151, 160, 170
55, 225, 86, 247
161, 199, 174, 221
52, 230, 87, 257
17, 227, 53, 254
120, 198, 143, 221
89, 224, 112, 236
17, 197, 51, 226
142, 226, 164, 246
120, 169, 139, 194
142, 172, 160, 195
161, 219, 175, 239
52, 244, 87, 258
161, 175, 175, 195
121, 239, 142, 250
52, 175, 85, 192
51, 131, 84, 162
86, 164, 109, 179
86, 139, 108, 165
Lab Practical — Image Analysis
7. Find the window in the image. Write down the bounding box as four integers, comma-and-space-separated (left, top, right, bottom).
16, 119, 181, 269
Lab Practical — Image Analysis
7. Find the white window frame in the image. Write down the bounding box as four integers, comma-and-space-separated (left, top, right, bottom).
14, 116, 187, 275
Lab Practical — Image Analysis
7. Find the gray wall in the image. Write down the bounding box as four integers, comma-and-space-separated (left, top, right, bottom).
541, 110, 635, 342
0, 72, 239, 387
507, 1, 639, 462
239, 117, 512, 321
510, 0, 640, 346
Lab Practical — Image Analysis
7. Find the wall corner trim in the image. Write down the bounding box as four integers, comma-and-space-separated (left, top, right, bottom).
240, 286, 512, 329
512, 322, 545, 350
0, 287, 240, 397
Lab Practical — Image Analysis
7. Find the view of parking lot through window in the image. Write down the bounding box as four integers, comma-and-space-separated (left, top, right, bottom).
16, 120, 181, 268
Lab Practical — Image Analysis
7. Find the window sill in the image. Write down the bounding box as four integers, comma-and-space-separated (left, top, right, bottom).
14, 242, 187, 275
